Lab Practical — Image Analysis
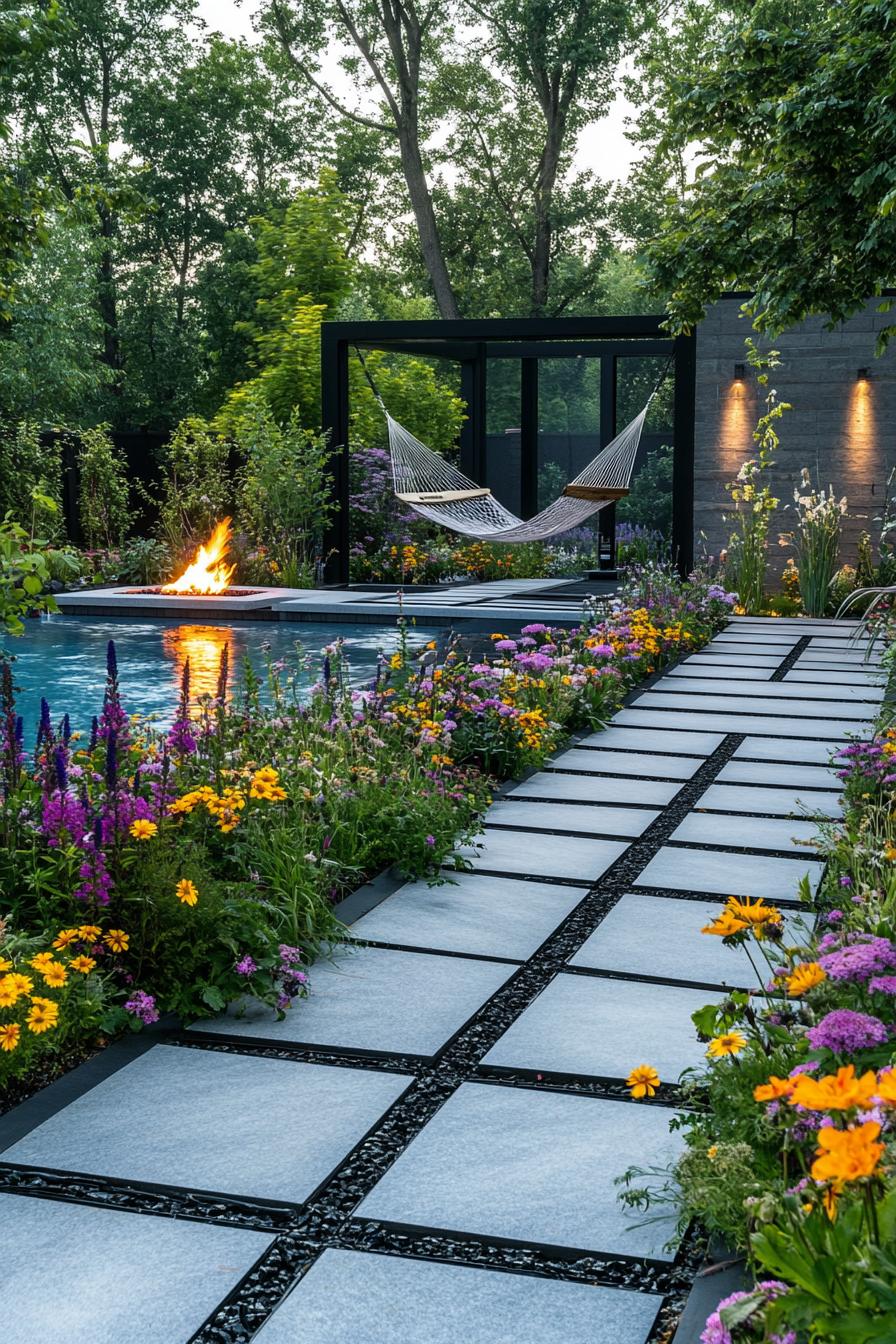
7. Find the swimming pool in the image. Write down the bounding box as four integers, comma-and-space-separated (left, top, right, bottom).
2, 615, 431, 739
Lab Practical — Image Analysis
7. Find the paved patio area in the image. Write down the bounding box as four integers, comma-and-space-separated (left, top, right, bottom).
0, 617, 882, 1343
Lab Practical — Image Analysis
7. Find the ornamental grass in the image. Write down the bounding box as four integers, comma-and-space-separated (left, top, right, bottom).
0, 565, 733, 1091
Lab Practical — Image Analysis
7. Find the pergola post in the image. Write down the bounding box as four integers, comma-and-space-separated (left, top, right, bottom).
598, 354, 618, 572
671, 331, 697, 578
321, 327, 351, 584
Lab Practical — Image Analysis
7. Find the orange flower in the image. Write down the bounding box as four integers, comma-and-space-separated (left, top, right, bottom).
811, 1122, 884, 1186
0, 1022, 20, 1052
176, 879, 198, 907
754, 1075, 795, 1103
874, 1070, 896, 1106
707, 1031, 747, 1059
129, 819, 158, 841
69, 955, 96, 975
103, 929, 129, 954
53, 928, 81, 950
726, 896, 782, 929
626, 1064, 660, 1099
701, 909, 748, 937
786, 962, 826, 997
78, 925, 102, 941
789, 1064, 878, 1112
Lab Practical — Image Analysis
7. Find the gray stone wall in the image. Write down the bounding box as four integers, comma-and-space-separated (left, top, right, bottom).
694, 297, 896, 578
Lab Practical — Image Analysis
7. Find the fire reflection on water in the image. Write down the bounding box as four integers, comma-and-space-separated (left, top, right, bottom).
162, 625, 234, 711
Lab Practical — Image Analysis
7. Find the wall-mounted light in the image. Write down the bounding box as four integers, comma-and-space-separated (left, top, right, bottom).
857, 367, 870, 382
733, 362, 745, 381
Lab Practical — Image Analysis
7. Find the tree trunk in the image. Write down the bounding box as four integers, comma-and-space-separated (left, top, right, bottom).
531, 113, 563, 314
96, 201, 122, 381
397, 131, 461, 319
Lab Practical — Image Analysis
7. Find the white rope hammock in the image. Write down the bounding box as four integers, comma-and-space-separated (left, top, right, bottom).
386, 402, 651, 543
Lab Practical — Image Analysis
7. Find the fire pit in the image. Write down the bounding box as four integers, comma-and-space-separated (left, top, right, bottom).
55, 519, 309, 618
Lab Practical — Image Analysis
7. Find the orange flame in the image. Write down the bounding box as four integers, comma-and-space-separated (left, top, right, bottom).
161, 519, 236, 595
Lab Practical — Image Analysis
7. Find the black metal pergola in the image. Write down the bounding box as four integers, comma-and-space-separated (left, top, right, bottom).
320, 315, 696, 584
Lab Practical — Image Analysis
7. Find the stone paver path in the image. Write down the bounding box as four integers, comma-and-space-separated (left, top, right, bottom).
0, 617, 882, 1343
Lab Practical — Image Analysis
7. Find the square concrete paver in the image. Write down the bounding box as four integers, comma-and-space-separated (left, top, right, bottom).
0, 1193, 273, 1344
697, 783, 843, 818
191, 946, 514, 1056
649, 678, 877, 704
455, 828, 627, 883
579, 725, 724, 754
349, 872, 585, 961
665, 664, 773, 681
1, 1046, 411, 1202
509, 770, 681, 807
548, 748, 701, 779
483, 973, 721, 1082
734, 737, 841, 765
253, 1249, 661, 1344
486, 798, 659, 837
357, 1082, 684, 1260
670, 812, 822, 854
570, 893, 804, 988
614, 707, 871, 739
634, 846, 822, 901
716, 760, 843, 790
634, 691, 872, 720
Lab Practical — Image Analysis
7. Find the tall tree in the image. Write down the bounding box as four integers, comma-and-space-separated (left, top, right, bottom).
639, 0, 896, 342
263, 0, 462, 318
462, 0, 636, 313
11, 0, 198, 381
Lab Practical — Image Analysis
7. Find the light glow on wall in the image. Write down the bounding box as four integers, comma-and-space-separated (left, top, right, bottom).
719, 378, 753, 471
843, 376, 879, 491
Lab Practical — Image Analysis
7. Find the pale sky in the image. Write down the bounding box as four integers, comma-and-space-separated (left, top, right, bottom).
195, 0, 642, 184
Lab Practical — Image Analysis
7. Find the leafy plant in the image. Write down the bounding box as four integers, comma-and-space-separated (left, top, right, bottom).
779, 467, 847, 618
0, 421, 62, 541
235, 395, 337, 586
156, 417, 231, 566
77, 424, 133, 551
723, 341, 789, 613
0, 503, 62, 636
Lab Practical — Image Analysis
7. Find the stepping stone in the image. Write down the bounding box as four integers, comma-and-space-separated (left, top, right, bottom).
648, 679, 879, 704
1, 1045, 411, 1203
615, 707, 872, 738
509, 770, 680, 807
686, 652, 783, 666
482, 973, 722, 1081
581, 725, 724, 754
713, 629, 798, 642
546, 748, 701, 779
634, 846, 823, 901
665, 663, 773, 681
455, 829, 627, 884
486, 798, 660, 838
716, 760, 843, 789
785, 670, 885, 688
697, 782, 843, 818
0, 1193, 274, 1344
801, 647, 882, 664
191, 946, 514, 1056
734, 737, 840, 765
700, 642, 794, 656
635, 691, 872, 719
670, 812, 822, 854
570, 892, 803, 988
349, 872, 586, 961
356, 1082, 685, 1260
252, 1248, 662, 1344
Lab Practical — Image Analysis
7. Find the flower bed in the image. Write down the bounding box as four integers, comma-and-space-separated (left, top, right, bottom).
623, 655, 896, 1343
0, 565, 734, 1100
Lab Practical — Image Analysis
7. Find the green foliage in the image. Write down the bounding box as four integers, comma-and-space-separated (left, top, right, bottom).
235, 395, 337, 586
349, 350, 466, 458
642, 0, 896, 347
0, 420, 62, 539
723, 341, 789, 613
0, 515, 58, 636
218, 171, 354, 429
156, 417, 231, 563
617, 443, 673, 534
77, 425, 132, 551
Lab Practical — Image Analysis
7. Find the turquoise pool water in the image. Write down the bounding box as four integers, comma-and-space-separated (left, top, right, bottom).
2, 615, 427, 739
